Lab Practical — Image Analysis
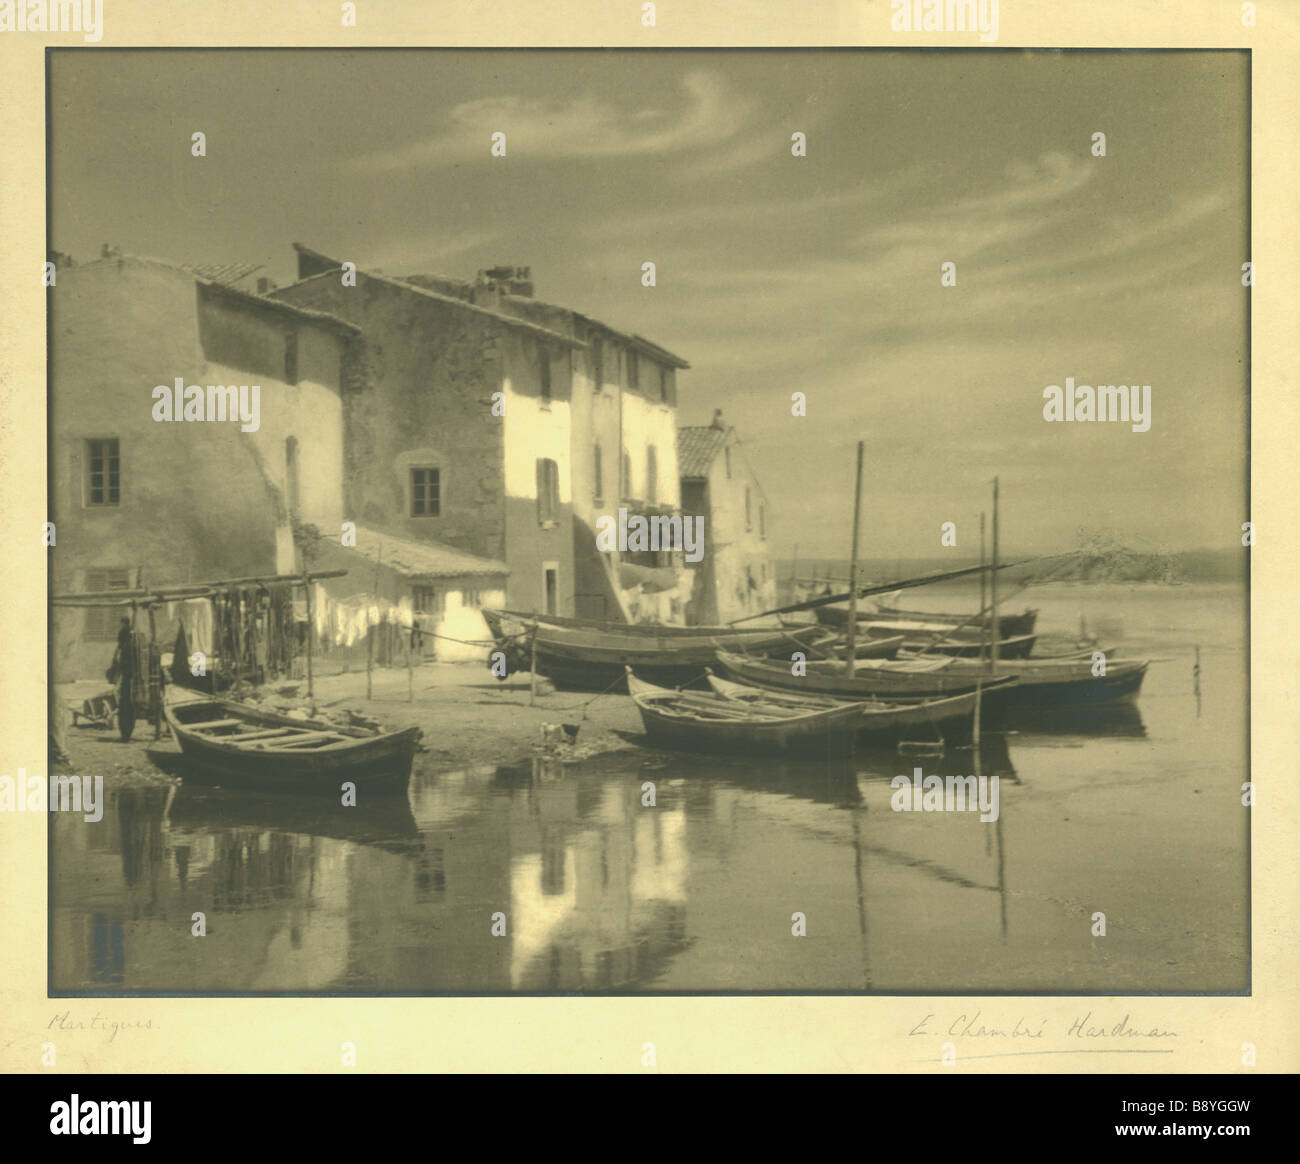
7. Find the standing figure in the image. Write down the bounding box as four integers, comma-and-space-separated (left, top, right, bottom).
107, 616, 137, 741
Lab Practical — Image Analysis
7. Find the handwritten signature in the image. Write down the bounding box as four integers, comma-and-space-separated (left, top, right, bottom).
909, 1011, 1178, 1040
47, 1010, 155, 1043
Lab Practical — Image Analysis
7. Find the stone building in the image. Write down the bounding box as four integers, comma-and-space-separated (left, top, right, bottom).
677, 411, 776, 625
271, 246, 582, 617
272, 246, 691, 624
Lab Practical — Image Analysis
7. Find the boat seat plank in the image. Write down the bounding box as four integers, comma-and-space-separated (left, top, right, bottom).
255, 731, 349, 748
227, 727, 300, 741
189, 718, 248, 731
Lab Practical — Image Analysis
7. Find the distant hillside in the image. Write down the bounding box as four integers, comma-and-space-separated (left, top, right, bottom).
777, 546, 1246, 590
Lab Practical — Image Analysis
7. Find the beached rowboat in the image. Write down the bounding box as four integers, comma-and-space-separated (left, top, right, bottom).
704, 671, 1019, 744
625, 669, 865, 756
163, 694, 421, 795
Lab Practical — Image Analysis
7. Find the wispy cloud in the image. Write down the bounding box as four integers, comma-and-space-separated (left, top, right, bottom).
344, 71, 756, 172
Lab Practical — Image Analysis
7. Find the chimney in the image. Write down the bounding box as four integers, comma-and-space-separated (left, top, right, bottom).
710, 408, 725, 431
476, 265, 534, 301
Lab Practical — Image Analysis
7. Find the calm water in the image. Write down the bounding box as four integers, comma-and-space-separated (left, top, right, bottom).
51, 583, 1248, 994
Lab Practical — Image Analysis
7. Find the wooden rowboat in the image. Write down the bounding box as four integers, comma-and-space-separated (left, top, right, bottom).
163, 694, 421, 795
625, 669, 864, 756
869, 600, 1039, 637
939, 657, 1151, 704
714, 649, 1022, 701
815, 601, 1038, 637
482, 609, 833, 691
705, 671, 1018, 744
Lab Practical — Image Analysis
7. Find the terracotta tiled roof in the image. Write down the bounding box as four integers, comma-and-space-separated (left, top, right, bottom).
342, 525, 509, 578
677, 426, 729, 479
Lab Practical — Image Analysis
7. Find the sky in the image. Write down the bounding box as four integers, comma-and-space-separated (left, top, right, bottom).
49, 49, 1249, 559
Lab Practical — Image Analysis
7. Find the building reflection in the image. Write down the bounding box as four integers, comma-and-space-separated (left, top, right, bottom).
52, 732, 1026, 994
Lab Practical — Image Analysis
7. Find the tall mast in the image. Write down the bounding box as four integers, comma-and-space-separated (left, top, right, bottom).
990, 478, 1000, 677
844, 441, 865, 676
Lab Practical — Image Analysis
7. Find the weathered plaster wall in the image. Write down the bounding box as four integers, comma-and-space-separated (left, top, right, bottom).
49, 261, 333, 678
272, 275, 508, 565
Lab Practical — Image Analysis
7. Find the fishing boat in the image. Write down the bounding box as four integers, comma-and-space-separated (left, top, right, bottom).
482, 609, 833, 690
625, 669, 865, 756
940, 657, 1150, 704
705, 671, 1017, 744
163, 693, 422, 794
713, 649, 1022, 701
868, 597, 1040, 637
888, 631, 1039, 659
815, 601, 1038, 637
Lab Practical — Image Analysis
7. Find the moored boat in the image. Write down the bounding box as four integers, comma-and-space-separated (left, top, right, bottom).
940, 657, 1151, 704
891, 631, 1038, 659
868, 599, 1039, 637
625, 669, 864, 756
815, 600, 1038, 637
713, 649, 1022, 701
163, 693, 422, 795
483, 609, 832, 690
705, 671, 1018, 744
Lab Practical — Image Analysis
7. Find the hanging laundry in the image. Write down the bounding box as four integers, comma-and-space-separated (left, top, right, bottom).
179, 598, 215, 657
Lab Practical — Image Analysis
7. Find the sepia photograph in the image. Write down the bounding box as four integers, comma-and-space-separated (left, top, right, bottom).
41, 45, 1249, 1000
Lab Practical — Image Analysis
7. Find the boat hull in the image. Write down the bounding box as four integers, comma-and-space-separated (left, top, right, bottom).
626, 672, 863, 756
944, 659, 1150, 705
483, 609, 828, 691
706, 673, 1017, 745
163, 698, 421, 796
816, 602, 1038, 637
714, 650, 1021, 701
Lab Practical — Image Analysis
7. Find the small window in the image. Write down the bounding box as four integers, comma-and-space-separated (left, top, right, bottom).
626, 349, 639, 391
412, 585, 445, 615
591, 337, 604, 392
646, 446, 658, 505
462, 589, 482, 609
284, 331, 299, 384
593, 444, 603, 502
285, 437, 300, 515
759, 501, 766, 540
659, 366, 670, 403
539, 347, 552, 402
411, 468, 441, 517
86, 438, 120, 506
745, 487, 752, 531
536, 458, 560, 525
84, 568, 132, 640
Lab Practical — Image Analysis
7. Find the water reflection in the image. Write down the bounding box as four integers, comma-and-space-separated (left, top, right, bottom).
50, 607, 1246, 994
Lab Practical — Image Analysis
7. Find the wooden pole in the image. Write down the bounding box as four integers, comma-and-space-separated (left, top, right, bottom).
304, 573, 315, 702
979, 511, 987, 664
366, 545, 383, 702
147, 603, 160, 739
844, 440, 865, 676
972, 679, 982, 749
529, 625, 539, 706
990, 477, 1000, 678
406, 629, 414, 703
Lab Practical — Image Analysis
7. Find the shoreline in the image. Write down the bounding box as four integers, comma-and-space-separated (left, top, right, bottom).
56, 662, 645, 789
